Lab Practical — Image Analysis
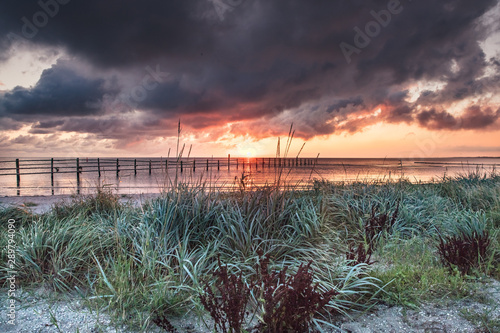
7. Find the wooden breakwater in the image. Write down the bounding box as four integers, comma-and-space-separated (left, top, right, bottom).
0, 156, 318, 195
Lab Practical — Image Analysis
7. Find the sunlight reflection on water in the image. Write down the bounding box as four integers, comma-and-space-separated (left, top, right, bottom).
0, 157, 498, 196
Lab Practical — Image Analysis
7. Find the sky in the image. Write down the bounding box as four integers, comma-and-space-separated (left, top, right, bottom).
0, 0, 499, 158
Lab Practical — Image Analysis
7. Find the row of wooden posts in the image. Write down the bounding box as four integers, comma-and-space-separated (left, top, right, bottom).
11, 155, 317, 187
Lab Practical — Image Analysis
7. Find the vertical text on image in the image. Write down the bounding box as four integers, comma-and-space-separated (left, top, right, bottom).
6, 219, 17, 326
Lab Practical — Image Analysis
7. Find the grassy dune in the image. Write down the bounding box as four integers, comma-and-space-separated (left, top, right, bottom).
1, 171, 499, 332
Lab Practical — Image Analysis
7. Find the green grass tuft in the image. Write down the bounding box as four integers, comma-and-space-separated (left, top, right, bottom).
0, 172, 498, 331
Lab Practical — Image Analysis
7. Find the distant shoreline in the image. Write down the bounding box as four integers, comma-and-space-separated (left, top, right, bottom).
1, 156, 500, 159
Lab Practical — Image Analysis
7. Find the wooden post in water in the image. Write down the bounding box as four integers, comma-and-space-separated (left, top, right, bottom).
97, 158, 101, 177
236, 159, 239, 170
116, 159, 120, 176
228, 154, 230, 171
149, 160, 152, 175
76, 158, 80, 185
15, 159, 20, 187
51, 158, 54, 186
51, 158, 54, 195
181, 160, 183, 173
134, 159, 137, 175
193, 160, 196, 172
217, 160, 220, 171
206, 159, 209, 171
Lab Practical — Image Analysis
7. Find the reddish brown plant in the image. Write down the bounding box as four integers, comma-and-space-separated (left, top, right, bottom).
438, 230, 491, 275
200, 257, 252, 333
254, 253, 338, 333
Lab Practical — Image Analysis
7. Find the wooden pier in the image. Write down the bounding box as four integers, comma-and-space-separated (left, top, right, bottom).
0, 156, 318, 195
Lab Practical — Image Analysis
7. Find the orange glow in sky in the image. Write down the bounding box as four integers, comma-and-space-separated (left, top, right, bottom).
1, 2, 499, 158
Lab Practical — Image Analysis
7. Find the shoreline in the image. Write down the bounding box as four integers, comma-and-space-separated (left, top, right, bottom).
1, 170, 498, 214
0, 193, 164, 214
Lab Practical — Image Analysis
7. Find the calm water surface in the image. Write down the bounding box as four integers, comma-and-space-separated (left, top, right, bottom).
0, 157, 498, 196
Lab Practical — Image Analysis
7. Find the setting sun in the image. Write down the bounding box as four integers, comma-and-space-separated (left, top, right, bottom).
238, 146, 257, 158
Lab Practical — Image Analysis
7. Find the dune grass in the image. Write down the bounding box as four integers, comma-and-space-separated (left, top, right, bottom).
1, 170, 499, 332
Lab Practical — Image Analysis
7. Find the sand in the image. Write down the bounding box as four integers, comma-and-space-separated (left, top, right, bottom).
1, 284, 499, 332
0, 193, 163, 214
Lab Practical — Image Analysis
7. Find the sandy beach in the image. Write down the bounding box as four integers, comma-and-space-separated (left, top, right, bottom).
0, 193, 163, 214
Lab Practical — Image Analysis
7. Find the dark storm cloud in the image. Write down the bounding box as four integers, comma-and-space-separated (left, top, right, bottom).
387, 105, 413, 124
0, 0, 499, 141
460, 106, 500, 129
28, 119, 65, 133
416, 106, 500, 130
492, 57, 500, 67
416, 109, 459, 130
32, 119, 65, 129
326, 97, 364, 113
0, 1, 212, 68
0, 62, 109, 118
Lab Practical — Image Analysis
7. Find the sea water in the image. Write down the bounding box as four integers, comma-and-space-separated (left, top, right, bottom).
0, 157, 498, 196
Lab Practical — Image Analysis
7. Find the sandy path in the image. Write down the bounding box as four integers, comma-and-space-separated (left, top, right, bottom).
1, 287, 497, 332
